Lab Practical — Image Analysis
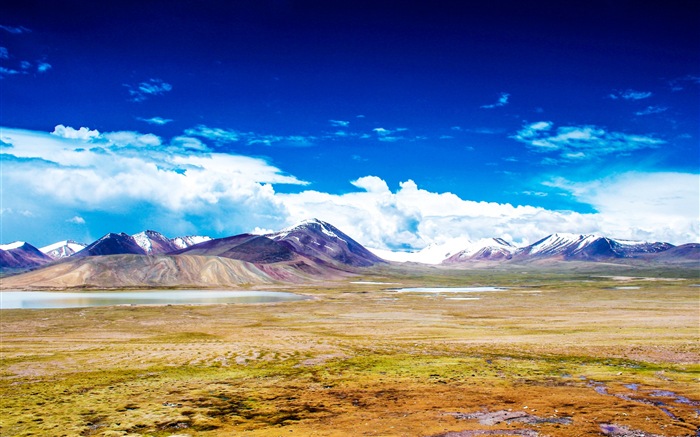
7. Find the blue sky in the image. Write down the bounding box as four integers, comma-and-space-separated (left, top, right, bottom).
1, 1, 699, 249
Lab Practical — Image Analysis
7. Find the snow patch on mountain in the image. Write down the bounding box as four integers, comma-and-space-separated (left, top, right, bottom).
171, 235, 211, 249
132, 231, 155, 254
40, 240, 87, 259
527, 233, 600, 255
0, 241, 26, 251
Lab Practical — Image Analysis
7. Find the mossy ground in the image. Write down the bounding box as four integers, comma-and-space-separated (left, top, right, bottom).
1, 268, 699, 436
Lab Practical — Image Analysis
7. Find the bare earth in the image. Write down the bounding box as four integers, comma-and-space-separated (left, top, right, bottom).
1, 268, 699, 436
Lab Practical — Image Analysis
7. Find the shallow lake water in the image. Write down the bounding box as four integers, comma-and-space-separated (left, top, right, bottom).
0, 290, 309, 309
393, 286, 507, 293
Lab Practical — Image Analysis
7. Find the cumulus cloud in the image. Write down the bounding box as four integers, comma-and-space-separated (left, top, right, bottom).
51, 124, 100, 140
125, 78, 172, 102
281, 179, 578, 249
609, 89, 652, 100
512, 121, 664, 160
481, 92, 510, 109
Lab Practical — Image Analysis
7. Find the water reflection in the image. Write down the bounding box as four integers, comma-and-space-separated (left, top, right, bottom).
0, 290, 308, 309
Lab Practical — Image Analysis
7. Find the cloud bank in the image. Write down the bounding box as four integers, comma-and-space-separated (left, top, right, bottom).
1, 125, 697, 247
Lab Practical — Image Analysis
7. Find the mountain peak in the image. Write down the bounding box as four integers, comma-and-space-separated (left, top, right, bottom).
268, 219, 384, 267
271, 219, 344, 241
40, 240, 88, 259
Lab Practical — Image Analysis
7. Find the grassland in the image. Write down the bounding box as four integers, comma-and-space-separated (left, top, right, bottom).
1, 265, 699, 436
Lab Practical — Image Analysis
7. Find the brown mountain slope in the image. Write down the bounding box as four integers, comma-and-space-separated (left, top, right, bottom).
0, 255, 280, 290
0, 253, 352, 290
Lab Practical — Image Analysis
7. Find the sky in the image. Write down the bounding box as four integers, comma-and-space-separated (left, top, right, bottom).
1, 0, 699, 250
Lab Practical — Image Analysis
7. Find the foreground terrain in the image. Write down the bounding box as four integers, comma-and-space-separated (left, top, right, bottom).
1, 266, 699, 436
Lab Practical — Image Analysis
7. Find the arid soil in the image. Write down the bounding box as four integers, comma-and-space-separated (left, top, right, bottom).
1, 270, 698, 436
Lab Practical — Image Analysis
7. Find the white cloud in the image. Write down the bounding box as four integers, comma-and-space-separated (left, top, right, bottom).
37, 62, 51, 73
512, 121, 664, 160
0, 66, 20, 77
67, 216, 86, 224
0, 47, 8, 59
609, 89, 653, 100
52, 124, 100, 140
669, 75, 700, 91
137, 116, 173, 125
481, 92, 510, 109
635, 106, 668, 116
185, 124, 314, 147
329, 119, 350, 127
0, 25, 31, 34
125, 78, 172, 102
281, 178, 589, 249
185, 125, 241, 143
545, 172, 699, 243
102, 131, 162, 147
0, 126, 307, 239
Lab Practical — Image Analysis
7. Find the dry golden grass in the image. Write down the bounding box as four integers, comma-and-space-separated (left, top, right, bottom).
1, 268, 699, 436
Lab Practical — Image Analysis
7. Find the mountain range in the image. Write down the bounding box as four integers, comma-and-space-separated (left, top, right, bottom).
1, 220, 698, 289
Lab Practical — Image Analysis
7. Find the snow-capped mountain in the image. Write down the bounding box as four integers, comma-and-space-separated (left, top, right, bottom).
268, 219, 385, 267
73, 233, 147, 257
175, 233, 296, 263
443, 238, 517, 263
132, 230, 180, 255
40, 240, 87, 259
71, 231, 212, 258
0, 242, 53, 270
512, 233, 673, 261
171, 235, 211, 250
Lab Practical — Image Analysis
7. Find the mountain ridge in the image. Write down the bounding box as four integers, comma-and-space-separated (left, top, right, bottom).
2, 220, 697, 279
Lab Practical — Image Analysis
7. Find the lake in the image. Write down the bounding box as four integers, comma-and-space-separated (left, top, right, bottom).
0, 290, 309, 309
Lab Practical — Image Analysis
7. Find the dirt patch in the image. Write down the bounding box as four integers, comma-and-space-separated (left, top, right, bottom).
599, 423, 665, 436
431, 430, 540, 437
